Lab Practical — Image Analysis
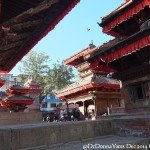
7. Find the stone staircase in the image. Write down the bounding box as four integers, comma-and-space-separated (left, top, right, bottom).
19, 117, 150, 150
1, 116, 150, 150
112, 117, 150, 138
20, 135, 150, 150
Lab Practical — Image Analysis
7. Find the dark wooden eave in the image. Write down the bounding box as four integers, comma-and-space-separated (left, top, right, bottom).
113, 63, 150, 81
64, 44, 96, 66
99, 0, 150, 37
87, 25, 150, 63
100, 0, 140, 27
0, 0, 80, 73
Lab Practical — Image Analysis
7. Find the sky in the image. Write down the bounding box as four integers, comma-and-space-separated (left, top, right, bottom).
10, 0, 123, 76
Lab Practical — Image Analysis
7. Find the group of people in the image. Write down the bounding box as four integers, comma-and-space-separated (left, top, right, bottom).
42, 108, 96, 122
42, 108, 83, 122
60, 108, 81, 121
42, 112, 59, 122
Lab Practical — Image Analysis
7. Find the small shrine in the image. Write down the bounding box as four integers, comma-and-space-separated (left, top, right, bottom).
57, 44, 121, 117
24, 77, 42, 112
1, 85, 34, 112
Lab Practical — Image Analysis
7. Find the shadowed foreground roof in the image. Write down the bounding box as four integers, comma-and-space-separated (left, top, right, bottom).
0, 0, 80, 73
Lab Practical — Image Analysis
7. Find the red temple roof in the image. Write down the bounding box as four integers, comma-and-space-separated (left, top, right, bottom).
0, 0, 80, 73
88, 24, 150, 64
1, 95, 33, 106
100, 0, 150, 37
64, 44, 96, 66
24, 77, 42, 93
57, 75, 120, 98
6, 85, 29, 95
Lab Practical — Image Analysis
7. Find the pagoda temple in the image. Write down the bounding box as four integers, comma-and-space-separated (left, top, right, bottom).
86, 0, 150, 113
57, 44, 121, 117
0, 0, 80, 74
1, 85, 34, 112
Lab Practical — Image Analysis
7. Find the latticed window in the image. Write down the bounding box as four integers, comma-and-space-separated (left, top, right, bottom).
127, 82, 148, 101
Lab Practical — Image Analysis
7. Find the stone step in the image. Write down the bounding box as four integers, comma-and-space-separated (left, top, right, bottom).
112, 117, 150, 137
20, 135, 150, 150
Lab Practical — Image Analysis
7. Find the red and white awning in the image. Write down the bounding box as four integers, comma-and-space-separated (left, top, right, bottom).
103, 0, 150, 36
101, 34, 150, 63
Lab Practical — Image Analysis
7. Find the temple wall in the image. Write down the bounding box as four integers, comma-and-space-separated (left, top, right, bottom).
0, 112, 42, 124
107, 99, 120, 107
122, 75, 150, 111
96, 99, 120, 116
121, 86, 131, 108
0, 120, 112, 150
96, 99, 107, 115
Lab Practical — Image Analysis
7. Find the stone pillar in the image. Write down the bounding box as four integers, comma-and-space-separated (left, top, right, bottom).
92, 96, 97, 118
82, 101, 85, 115
25, 93, 41, 112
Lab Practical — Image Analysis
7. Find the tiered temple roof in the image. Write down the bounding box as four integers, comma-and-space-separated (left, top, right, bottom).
24, 77, 42, 93
1, 84, 34, 111
3, 95, 33, 105
87, 23, 150, 71
0, 0, 80, 73
64, 44, 96, 66
100, 0, 150, 37
93, 0, 150, 112
6, 85, 29, 94
85, 0, 150, 78
57, 40, 121, 100
64, 43, 115, 77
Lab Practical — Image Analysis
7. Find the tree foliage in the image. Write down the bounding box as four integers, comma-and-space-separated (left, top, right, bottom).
46, 61, 74, 90
19, 51, 50, 80
19, 51, 75, 99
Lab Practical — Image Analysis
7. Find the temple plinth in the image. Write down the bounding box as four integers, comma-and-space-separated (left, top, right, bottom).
24, 77, 42, 112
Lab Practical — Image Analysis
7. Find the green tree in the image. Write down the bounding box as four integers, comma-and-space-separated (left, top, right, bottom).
19, 51, 75, 99
45, 61, 75, 95
19, 51, 50, 87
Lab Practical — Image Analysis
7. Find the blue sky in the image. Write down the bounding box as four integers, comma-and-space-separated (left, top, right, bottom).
10, 0, 123, 75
